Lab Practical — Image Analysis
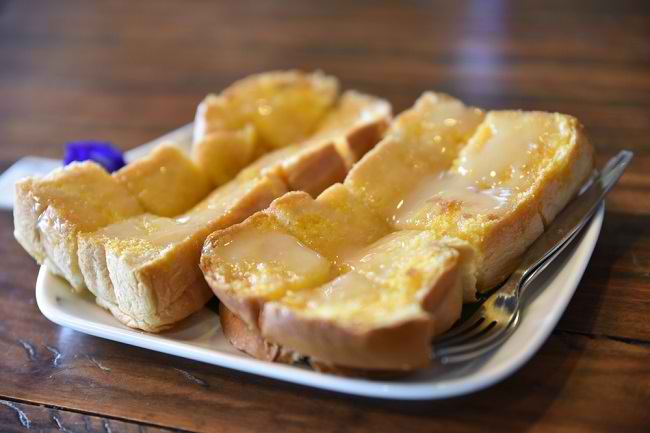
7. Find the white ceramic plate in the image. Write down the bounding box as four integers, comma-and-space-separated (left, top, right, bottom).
32, 125, 605, 400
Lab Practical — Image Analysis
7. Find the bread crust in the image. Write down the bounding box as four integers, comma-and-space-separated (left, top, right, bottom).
219, 303, 296, 363
80, 175, 287, 331
13, 162, 143, 292
217, 253, 462, 372
204, 228, 464, 371
281, 142, 348, 197
219, 304, 418, 377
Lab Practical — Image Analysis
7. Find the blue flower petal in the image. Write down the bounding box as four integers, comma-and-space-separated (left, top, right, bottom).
64, 141, 126, 173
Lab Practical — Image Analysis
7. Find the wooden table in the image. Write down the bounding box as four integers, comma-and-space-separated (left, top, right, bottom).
1, 1, 649, 431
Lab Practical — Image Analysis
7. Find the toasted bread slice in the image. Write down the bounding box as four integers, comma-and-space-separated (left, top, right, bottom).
191, 125, 257, 186
193, 70, 338, 149
390, 111, 594, 290
203, 208, 473, 369
192, 79, 389, 191
114, 144, 213, 217
13, 143, 214, 291
78, 175, 287, 331
345, 92, 484, 223
201, 93, 594, 371
236, 90, 391, 196
201, 180, 476, 370
202, 184, 391, 325
13, 162, 144, 291
261, 232, 470, 370
192, 70, 339, 187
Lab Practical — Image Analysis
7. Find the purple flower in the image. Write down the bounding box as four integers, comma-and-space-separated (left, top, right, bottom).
63, 141, 126, 173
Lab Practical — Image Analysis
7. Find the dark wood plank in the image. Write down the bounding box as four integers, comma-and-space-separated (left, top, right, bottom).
0, 399, 176, 433
558, 210, 650, 339
0, 0, 649, 432
0, 311, 648, 433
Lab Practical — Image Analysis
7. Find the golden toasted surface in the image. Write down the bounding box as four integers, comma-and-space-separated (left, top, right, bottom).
79, 175, 287, 331
233, 89, 391, 196
13, 162, 144, 291
194, 70, 339, 150
201, 91, 594, 370
391, 110, 593, 289
191, 126, 257, 186
203, 213, 333, 305
114, 144, 213, 217
13, 70, 389, 331
268, 185, 391, 268
19, 161, 143, 232
345, 92, 484, 222
277, 231, 461, 327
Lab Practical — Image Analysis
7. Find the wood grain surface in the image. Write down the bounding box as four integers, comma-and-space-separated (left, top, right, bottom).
1, 0, 649, 432
0, 399, 175, 433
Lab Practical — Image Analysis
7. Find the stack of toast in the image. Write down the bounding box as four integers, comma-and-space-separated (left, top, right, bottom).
14, 70, 391, 332
13, 71, 593, 374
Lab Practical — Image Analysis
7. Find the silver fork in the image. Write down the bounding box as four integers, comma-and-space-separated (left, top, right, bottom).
431, 150, 633, 364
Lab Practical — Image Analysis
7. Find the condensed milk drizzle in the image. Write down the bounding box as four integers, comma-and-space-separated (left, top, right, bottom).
392, 113, 552, 227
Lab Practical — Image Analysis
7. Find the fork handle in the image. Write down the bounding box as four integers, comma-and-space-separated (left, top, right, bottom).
514, 150, 633, 298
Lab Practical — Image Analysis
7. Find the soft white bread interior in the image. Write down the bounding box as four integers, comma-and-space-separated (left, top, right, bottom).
201, 92, 594, 371
13, 162, 144, 291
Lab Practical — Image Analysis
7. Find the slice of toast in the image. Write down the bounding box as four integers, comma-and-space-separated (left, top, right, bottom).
78, 175, 287, 331
201, 92, 594, 371
191, 126, 257, 186
76, 87, 390, 331
193, 70, 339, 149
344, 92, 485, 225
192, 70, 339, 185
202, 189, 474, 369
13, 162, 144, 291
261, 231, 470, 370
388, 110, 594, 290
114, 144, 213, 217
14, 143, 215, 291
236, 90, 391, 197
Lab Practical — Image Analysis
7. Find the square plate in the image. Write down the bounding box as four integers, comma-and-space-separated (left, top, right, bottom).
33, 125, 604, 400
